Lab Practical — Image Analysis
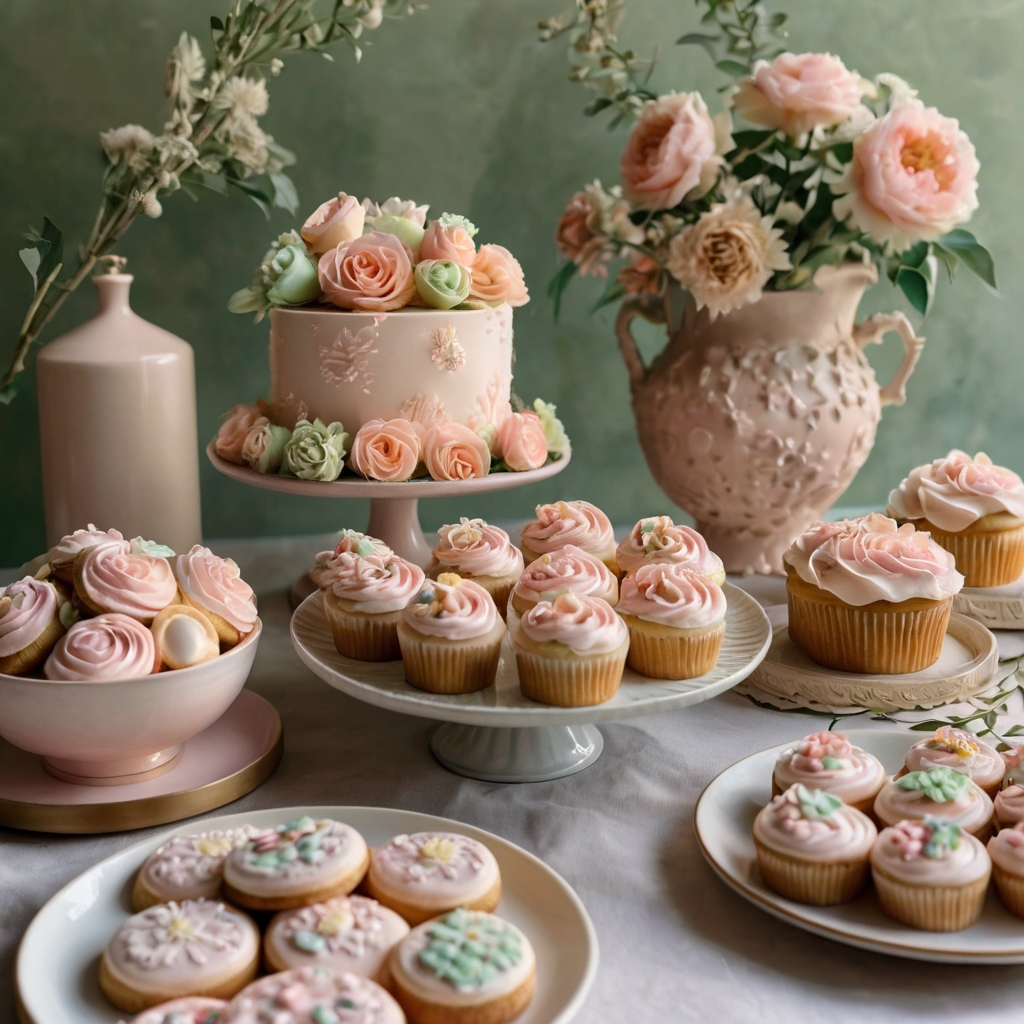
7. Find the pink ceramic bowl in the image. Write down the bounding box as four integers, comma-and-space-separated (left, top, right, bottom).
0, 619, 261, 785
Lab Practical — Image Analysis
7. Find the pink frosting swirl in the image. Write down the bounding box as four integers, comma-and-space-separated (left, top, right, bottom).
514, 545, 618, 607
431, 519, 523, 578
791, 731, 854, 772
995, 786, 1024, 826
615, 516, 724, 579
873, 821, 990, 884
518, 593, 627, 655
784, 512, 963, 605
402, 578, 498, 641
174, 546, 257, 635
773, 734, 886, 806
0, 578, 58, 658
321, 553, 425, 614
44, 613, 158, 680
617, 563, 726, 629
904, 727, 1005, 792
520, 501, 615, 559
753, 784, 877, 860
989, 822, 1024, 876
310, 532, 396, 590
77, 543, 178, 622
887, 450, 1024, 532
46, 524, 126, 568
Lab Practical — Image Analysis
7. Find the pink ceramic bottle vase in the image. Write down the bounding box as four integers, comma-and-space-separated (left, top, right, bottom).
36, 268, 203, 551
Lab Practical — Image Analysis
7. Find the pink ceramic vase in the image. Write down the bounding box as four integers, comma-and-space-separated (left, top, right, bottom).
615, 263, 925, 575
36, 272, 203, 552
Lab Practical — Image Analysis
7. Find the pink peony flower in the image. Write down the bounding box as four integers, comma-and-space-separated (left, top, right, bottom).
349, 418, 422, 481
618, 254, 662, 298
555, 192, 608, 278
423, 422, 491, 481
420, 220, 477, 267
495, 411, 548, 472
301, 192, 366, 255
620, 92, 724, 210
733, 52, 866, 137
215, 402, 264, 464
469, 244, 529, 307
832, 101, 980, 251
318, 232, 417, 312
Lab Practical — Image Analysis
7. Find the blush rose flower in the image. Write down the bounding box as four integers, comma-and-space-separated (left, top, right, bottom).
423, 422, 491, 481
318, 232, 417, 312
242, 417, 292, 474
301, 192, 366, 255
618, 254, 662, 299
495, 412, 548, 472
469, 244, 530, 307
832, 101, 980, 251
732, 52, 867, 137
620, 92, 726, 210
215, 402, 264, 464
350, 418, 422, 481
420, 215, 478, 267
556, 192, 609, 278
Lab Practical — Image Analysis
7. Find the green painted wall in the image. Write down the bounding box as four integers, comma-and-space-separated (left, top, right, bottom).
1, 0, 1019, 566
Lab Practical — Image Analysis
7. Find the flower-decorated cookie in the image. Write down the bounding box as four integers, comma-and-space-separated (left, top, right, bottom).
988, 822, 1024, 917
132, 827, 260, 912
174, 546, 258, 647
389, 909, 536, 1024
263, 894, 410, 980
901, 726, 1005, 797
614, 516, 725, 583
222, 816, 369, 911
99, 900, 260, 1014
123, 996, 225, 1024
519, 500, 616, 572
74, 541, 178, 624
365, 832, 502, 926
511, 545, 618, 615
44, 613, 161, 680
873, 766, 994, 840
772, 731, 887, 813
0, 577, 66, 675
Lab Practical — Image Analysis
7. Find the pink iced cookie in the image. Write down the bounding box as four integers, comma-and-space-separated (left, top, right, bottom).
124, 996, 225, 1024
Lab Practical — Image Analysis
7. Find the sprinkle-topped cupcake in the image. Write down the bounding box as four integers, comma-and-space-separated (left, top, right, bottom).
772, 732, 886, 813
874, 766, 994, 840
902, 726, 1005, 797
511, 544, 618, 615
614, 516, 725, 583
519, 500, 616, 573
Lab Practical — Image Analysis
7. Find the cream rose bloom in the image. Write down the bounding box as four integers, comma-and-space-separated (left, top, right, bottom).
302, 193, 366, 255
423, 422, 491, 481
667, 197, 791, 320
349, 418, 422, 482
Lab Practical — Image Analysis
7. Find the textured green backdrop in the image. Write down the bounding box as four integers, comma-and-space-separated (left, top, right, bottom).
0, 0, 1018, 567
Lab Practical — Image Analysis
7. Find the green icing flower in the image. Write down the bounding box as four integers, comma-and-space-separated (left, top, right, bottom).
897, 766, 971, 803
130, 537, 175, 558
923, 817, 962, 858
282, 419, 349, 481
370, 213, 425, 250
795, 784, 841, 821
438, 212, 479, 237
532, 398, 571, 459
417, 908, 522, 991
415, 259, 472, 310
228, 230, 322, 322
821, 756, 843, 770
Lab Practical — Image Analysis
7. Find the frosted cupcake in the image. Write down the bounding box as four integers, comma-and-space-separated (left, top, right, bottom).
783, 513, 963, 674
888, 449, 1024, 587
318, 549, 424, 661
510, 544, 618, 615
900, 726, 1004, 798
311, 530, 395, 590
614, 515, 726, 584
74, 540, 178, 624
174, 546, 258, 647
45, 524, 124, 583
398, 575, 506, 694
771, 731, 886, 813
510, 593, 628, 707
0, 577, 66, 675
988, 822, 1024, 917
995, 786, 1024, 828
871, 819, 991, 931
519, 500, 617, 572
873, 767, 994, 840
44, 613, 161, 680
616, 563, 726, 679
752, 784, 877, 905
428, 518, 524, 619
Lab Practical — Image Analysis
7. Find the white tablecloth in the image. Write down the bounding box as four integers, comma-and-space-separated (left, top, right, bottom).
3, 534, 1024, 1024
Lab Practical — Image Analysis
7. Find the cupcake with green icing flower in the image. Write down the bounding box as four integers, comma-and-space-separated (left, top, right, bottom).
873, 765, 994, 840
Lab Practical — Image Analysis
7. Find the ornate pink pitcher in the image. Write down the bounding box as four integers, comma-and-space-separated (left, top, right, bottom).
616, 263, 924, 575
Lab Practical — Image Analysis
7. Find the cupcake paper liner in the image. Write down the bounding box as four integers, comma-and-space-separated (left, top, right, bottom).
623, 617, 725, 680
397, 622, 504, 695
871, 864, 989, 931
753, 838, 869, 905
323, 594, 402, 661
919, 519, 1024, 589
992, 864, 1024, 918
515, 643, 627, 707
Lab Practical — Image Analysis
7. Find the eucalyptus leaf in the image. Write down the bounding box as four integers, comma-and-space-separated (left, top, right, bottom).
18, 247, 41, 290
548, 261, 577, 320
36, 218, 63, 290
590, 282, 626, 314
896, 266, 932, 316
715, 58, 750, 78
0, 384, 16, 405
1006, 724, 1024, 736
932, 243, 959, 284
676, 32, 719, 61
937, 229, 998, 290
270, 172, 300, 214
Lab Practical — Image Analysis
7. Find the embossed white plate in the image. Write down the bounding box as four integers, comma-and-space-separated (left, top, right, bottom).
291, 583, 772, 727
695, 730, 1024, 964
954, 571, 1024, 631
741, 611, 998, 713
16, 806, 597, 1024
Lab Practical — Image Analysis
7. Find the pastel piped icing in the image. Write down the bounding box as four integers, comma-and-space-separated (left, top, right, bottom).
124, 996, 225, 1024
0, 577, 58, 658
616, 563, 726, 629
773, 731, 887, 806
76, 543, 178, 622
402, 577, 498, 641
988, 822, 1024, 877
138, 827, 260, 904
753, 783, 877, 860
430, 518, 523, 578
887, 450, 1024, 532
615, 516, 725, 580
513, 545, 618, 607
995, 785, 1024, 826
904, 726, 1004, 792
872, 819, 991, 884
315, 552, 425, 614
517, 592, 627, 656
520, 500, 615, 560
311, 532, 396, 591
46, 524, 126, 570
44, 613, 159, 680
783, 512, 964, 606
174, 546, 258, 636
873, 767, 994, 833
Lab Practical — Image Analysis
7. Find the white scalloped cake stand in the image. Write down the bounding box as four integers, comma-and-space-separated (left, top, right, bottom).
290, 584, 772, 783
954, 569, 1024, 630
207, 442, 571, 605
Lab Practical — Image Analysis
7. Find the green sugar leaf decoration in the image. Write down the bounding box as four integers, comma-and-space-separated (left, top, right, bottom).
795, 784, 841, 821
897, 766, 971, 803
923, 817, 962, 858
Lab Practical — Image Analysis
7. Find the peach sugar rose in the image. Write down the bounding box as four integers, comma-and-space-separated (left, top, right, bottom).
318, 231, 417, 312
215, 402, 265, 464
349, 418, 422, 481
420, 220, 477, 267
555, 192, 608, 278
301, 192, 366, 255
496, 412, 548, 472
469, 245, 530, 307
423, 422, 491, 481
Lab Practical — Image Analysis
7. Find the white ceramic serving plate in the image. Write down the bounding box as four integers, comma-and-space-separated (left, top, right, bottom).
695, 729, 1024, 964
16, 805, 598, 1024
955, 569, 1024, 630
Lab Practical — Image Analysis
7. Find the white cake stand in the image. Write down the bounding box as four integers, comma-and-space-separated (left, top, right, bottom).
207, 442, 571, 604
290, 584, 773, 783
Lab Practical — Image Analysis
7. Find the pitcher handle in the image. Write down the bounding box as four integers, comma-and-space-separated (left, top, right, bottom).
852, 311, 925, 407
614, 302, 648, 386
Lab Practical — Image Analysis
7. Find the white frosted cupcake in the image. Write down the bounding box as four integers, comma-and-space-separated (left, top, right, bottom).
752, 784, 877, 905
614, 515, 725, 584
872, 818, 991, 931
511, 544, 618, 615
873, 767, 994, 840
772, 731, 886, 813
616, 563, 726, 679
0, 577, 66, 675
988, 822, 1024, 917
311, 531, 395, 589
519, 500, 616, 572
901, 726, 1004, 798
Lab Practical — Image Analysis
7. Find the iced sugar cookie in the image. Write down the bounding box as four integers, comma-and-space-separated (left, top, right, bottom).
124, 996, 225, 1024
132, 827, 259, 911
365, 833, 501, 926
389, 909, 535, 1024
219, 966, 405, 1024
264, 894, 410, 981
99, 900, 260, 1014
222, 816, 369, 911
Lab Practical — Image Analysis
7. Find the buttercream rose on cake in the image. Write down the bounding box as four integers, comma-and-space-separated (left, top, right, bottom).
218, 190, 570, 483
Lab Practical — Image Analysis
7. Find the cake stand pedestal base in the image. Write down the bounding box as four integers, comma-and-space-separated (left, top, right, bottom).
429, 722, 603, 783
